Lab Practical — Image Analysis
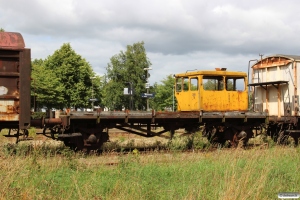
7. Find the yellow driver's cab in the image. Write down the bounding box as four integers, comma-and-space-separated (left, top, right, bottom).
174, 68, 248, 111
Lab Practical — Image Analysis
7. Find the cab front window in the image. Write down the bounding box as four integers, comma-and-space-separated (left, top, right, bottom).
203, 76, 224, 91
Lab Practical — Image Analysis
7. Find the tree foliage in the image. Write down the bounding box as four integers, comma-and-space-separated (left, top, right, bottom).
102, 42, 151, 110
31, 59, 65, 110
150, 75, 177, 111
43, 43, 100, 109
32, 43, 100, 110
0, 28, 4, 32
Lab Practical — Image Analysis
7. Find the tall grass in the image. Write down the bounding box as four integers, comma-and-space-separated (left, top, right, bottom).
0, 145, 299, 199
0, 128, 298, 199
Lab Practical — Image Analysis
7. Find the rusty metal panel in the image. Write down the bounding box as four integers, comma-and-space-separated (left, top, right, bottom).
0, 32, 25, 49
0, 99, 19, 120
19, 48, 31, 129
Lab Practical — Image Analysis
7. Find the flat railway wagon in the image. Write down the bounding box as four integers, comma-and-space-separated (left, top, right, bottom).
1, 32, 299, 150
33, 69, 267, 150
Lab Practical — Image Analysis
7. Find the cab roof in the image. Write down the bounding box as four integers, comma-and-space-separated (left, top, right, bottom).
0, 32, 25, 49
174, 69, 247, 78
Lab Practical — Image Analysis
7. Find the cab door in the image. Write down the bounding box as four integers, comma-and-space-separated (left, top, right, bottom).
189, 77, 200, 110
175, 76, 200, 111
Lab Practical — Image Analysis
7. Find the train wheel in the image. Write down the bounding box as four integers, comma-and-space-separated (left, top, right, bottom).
267, 123, 281, 143
76, 131, 110, 154
209, 133, 226, 147
61, 135, 84, 151
203, 126, 227, 147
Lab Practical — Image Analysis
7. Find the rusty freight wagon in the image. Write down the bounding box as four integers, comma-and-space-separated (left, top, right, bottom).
0, 32, 31, 139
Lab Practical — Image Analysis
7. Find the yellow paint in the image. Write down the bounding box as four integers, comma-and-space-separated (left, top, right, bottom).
175, 70, 248, 111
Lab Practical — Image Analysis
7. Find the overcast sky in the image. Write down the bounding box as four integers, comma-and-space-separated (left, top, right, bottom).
1, 0, 299, 84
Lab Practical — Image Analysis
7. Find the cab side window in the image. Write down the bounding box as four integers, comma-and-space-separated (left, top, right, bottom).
183, 77, 189, 91
176, 78, 182, 92
226, 78, 245, 91
190, 77, 198, 91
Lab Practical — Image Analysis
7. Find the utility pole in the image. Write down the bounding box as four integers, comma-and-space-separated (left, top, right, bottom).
172, 85, 175, 111
144, 67, 152, 111
91, 76, 96, 110
248, 59, 258, 110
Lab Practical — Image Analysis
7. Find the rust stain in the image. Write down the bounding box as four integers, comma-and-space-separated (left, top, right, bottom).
0, 114, 19, 121
0, 32, 25, 49
6, 105, 14, 113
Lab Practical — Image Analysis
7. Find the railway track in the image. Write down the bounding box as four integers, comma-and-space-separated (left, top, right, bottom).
1, 127, 271, 156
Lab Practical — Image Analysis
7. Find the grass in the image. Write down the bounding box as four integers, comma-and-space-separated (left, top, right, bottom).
0, 129, 299, 199
0, 144, 300, 199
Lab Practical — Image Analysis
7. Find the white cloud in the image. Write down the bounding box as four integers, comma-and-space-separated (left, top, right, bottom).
1, 0, 300, 84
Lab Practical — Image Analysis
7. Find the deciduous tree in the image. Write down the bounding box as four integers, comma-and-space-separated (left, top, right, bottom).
150, 75, 177, 111
44, 43, 100, 109
103, 42, 151, 110
31, 59, 65, 110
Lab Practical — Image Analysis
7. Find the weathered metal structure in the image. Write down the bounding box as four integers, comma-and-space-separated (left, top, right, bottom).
174, 68, 266, 147
249, 55, 300, 144
175, 69, 248, 111
0, 32, 31, 139
250, 55, 300, 118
